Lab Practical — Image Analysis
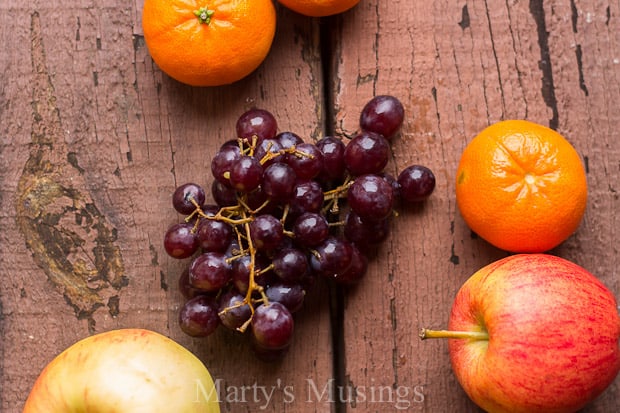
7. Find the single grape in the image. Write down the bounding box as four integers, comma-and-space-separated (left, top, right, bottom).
254, 138, 283, 166
265, 282, 305, 313
397, 164, 436, 203
232, 253, 275, 294
292, 212, 329, 247
286, 142, 324, 180
218, 290, 252, 330
211, 145, 241, 187
249, 214, 284, 251
347, 174, 395, 221
236, 108, 278, 142
211, 180, 238, 207
178, 295, 220, 337
309, 236, 354, 278
378, 172, 400, 200
332, 243, 368, 285
196, 218, 233, 253
288, 180, 324, 218
244, 187, 278, 215
189, 252, 232, 292
178, 268, 211, 300
359, 95, 405, 140
276, 131, 303, 150
316, 136, 346, 183
251, 302, 294, 350
262, 162, 296, 201
272, 248, 308, 283
229, 155, 264, 193
164, 222, 199, 259
172, 183, 205, 215
343, 131, 390, 176
344, 210, 390, 248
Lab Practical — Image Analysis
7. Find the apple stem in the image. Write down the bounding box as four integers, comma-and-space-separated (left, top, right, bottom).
419, 328, 489, 341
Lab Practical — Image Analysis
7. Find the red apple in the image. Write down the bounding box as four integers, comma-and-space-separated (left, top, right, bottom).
421, 254, 620, 413
23, 328, 220, 413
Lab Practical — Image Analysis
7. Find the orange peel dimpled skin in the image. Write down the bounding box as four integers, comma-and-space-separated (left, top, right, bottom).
455, 120, 587, 253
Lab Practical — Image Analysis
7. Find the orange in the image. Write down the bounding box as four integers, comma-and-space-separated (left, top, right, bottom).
455, 120, 587, 253
277, 0, 360, 17
142, 0, 276, 87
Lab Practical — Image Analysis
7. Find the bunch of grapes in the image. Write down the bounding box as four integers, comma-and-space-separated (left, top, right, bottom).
163, 95, 435, 360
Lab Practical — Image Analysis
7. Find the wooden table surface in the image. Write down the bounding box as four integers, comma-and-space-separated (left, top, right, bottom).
1, 1, 619, 412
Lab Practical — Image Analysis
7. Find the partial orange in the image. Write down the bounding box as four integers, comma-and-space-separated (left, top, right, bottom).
277, 0, 360, 17
142, 0, 276, 87
455, 120, 587, 253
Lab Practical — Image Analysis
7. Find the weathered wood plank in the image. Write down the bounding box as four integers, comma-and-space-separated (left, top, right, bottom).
332, 0, 620, 411
0, 2, 332, 412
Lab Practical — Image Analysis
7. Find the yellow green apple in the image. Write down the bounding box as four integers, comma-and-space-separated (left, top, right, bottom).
23, 328, 220, 413
421, 254, 620, 413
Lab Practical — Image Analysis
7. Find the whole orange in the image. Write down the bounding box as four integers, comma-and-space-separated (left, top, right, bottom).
142, 0, 276, 87
455, 120, 587, 253
277, 0, 360, 17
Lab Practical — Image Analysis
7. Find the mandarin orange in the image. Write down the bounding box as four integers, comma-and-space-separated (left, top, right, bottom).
455, 120, 587, 253
277, 0, 360, 17
142, 0, 276, 87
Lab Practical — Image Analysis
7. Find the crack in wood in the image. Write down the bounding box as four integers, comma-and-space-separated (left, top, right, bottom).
529, 0, 559, 130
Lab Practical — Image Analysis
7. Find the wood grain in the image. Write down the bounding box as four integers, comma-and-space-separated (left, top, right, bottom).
332, 1, 620, 412
1, 0, 619, 412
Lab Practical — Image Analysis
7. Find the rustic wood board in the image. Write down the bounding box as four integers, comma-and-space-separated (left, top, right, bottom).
0, 2, 331, 412
1, 0, 619, 412
331, 1, 620, 412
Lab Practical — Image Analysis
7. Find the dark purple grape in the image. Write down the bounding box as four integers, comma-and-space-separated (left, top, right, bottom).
397, 165, 436, 203
254, 138, 283, 166
172, 183, 206, 215
189, 252, 232, 292
251, 302, 294, 349
178, 295, 220, 337
249, 214, 284, 251
265, 283, 305, 313
344, 210, 390, 247
219, 139, 239, 150
272, 248, 308, 283
333, 244, 368, 285
289, 180, 324, 217
276, 131, 303, 150
286, 142, 324, 180
262, 162, 296, 201
196, 218, 233, 253
292, 212, 329, 247
343, 131, 390, 176
201, 204, 220, 217
229, 155, 263, 193
378, 172, 400, 200
178, 268, 209, 300
359, 95, 405, 140
211, 180, 238, 207
232, 253, 275, 294
218, 290, 252, 330
244, 187, 278, 215
236, 108, 278, 142
225, 238, 242, 259
347, 174, 394, 221
164, 222, 199, 259
309, 236, 354, 278
211, 145, 241, 187
316, 136, 346, 183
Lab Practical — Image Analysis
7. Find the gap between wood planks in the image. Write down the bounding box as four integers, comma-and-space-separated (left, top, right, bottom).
319, 15, 347, 413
